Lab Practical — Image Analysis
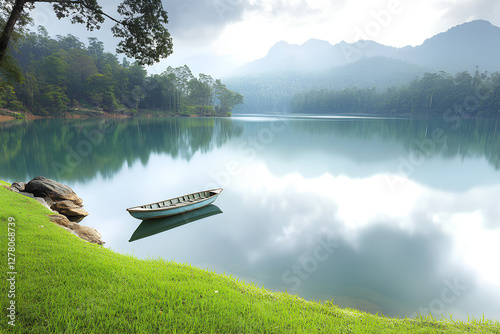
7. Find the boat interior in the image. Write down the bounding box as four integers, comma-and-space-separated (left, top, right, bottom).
140, 191, 213, 210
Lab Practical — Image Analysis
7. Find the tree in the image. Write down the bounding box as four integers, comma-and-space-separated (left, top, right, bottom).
40, 52, 67, 85
131, 85, 144, 110
4, 28, 242, 116
0, 1, 30, 81
214, 79, 243, 114
85, 73, 113, 106
0, 0, 173, 67
87, 37, 104, 62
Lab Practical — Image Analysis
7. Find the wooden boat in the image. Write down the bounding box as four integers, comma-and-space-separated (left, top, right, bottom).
126, 189, 223, 220
129, 204, 223, 242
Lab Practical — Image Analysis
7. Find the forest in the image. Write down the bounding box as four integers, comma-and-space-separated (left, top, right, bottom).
0, 27, 243, 116
291, 70, 500, 117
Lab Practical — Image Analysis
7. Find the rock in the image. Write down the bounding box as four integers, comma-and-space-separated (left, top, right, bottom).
51, 200, 89, 217
25, 176, 84, 205
18, 191, 35, 198
68, 215, 86, 223
48, 214, 72, 228
68, 223, 104, 245
43, 197, 55, 208
48, 215, 104, 245
9, 182, 26, 192
34, 197, 52, 211
23, 176, 88, 218
17, 177, 101, 244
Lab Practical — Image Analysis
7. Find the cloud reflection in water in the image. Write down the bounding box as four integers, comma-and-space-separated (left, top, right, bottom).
225, 163, 500, 319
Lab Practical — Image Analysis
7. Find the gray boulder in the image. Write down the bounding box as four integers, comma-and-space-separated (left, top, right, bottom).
24, 176, 88, 217
34, 197, 52, 211
25, 176, 83, 205
10, 182, 26, 192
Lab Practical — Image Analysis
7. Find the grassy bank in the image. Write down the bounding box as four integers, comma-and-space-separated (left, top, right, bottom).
1, 182, 499, 333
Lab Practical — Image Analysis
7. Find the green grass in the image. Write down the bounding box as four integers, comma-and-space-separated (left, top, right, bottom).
1, 182, 499, 333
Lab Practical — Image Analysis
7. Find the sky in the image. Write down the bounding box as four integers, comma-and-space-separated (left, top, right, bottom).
30, 0, 500, 75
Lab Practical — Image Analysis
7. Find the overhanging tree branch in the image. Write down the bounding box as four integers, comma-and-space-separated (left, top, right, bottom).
31, 0, 122, 24
0, 0, 172, 68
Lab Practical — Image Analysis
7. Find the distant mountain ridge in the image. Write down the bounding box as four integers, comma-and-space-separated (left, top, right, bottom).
236, 20, 500, 75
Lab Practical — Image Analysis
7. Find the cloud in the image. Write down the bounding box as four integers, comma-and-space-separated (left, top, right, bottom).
438, 0, 500, 27
250, 0, 329, 20
164, 0, 252, 45
163, 0, 346, 47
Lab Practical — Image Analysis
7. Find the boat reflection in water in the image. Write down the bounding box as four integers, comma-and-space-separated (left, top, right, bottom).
129, 204, 223, 242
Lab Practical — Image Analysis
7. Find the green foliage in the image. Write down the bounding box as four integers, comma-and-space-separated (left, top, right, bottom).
182, 105, 217, 116
140, 66, 242, 115
0, 2, 32, 82
214, 79, 244, 114
0, 29, 241, 116
0, 81, 22, 110
85, 73, 113, 107
292, 70, 500, 117
102, 91, 118, 112
8, 99, 23, 111
39, 86, 70, 113
1, 0, 172, 65
12, 111, 24, 118
111, 0, 173, 66
0, 54, 22, 82
41, 53, 67, 85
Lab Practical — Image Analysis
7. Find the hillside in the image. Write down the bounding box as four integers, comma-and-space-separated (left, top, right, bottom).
227, 20, 500, 113
227, 57, 426, 113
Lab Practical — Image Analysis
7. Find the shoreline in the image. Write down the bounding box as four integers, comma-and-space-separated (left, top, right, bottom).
0, 108, 133, 122
0, 108, 230, 122
4, 107, 498, 122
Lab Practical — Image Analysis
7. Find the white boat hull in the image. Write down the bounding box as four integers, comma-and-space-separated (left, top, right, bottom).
126, 189, 222, 220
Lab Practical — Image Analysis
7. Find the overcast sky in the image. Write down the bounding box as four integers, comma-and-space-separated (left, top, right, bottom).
30, 0, 500, 74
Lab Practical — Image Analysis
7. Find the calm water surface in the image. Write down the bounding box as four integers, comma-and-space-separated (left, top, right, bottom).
1, 115, 500, 320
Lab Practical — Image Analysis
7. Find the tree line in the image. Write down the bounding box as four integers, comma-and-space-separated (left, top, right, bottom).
291, 70, 500, 117
0, 27, 242, 116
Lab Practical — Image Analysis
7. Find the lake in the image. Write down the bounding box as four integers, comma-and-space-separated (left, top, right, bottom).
1, 115, 499, 320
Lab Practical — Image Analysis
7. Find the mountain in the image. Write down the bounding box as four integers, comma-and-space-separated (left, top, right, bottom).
235, 20, 500, 76
227, 57, 426, 113
238, 39, 351, 74
226, 20, 500, 113
401, 20, 500, 73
